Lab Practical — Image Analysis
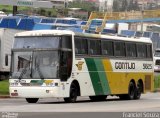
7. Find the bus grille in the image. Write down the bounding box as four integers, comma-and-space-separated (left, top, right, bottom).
155, 60, 160, 65
145, 75, 151, 90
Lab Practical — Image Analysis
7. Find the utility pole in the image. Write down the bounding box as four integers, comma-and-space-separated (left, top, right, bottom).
141, 0, 144, 32
13, 6, 18, 16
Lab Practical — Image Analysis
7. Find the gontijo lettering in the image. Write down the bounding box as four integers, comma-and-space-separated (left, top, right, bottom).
115, 62, 135, 69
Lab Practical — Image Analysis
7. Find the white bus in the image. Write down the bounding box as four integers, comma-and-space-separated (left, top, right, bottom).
10, 30, 154, 103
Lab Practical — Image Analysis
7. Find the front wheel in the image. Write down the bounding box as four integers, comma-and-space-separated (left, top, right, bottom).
64, 83, 78, 103
26, 98, 39, 103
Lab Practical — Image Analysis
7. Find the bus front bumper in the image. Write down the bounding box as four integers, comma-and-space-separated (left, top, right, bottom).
10, 86, 61, 98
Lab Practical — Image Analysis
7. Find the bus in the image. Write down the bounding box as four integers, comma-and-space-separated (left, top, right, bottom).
10, 30, 154, 103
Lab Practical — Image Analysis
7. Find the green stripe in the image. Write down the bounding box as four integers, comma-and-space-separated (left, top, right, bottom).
94, 59, 110, 94
85, 58, 104, 95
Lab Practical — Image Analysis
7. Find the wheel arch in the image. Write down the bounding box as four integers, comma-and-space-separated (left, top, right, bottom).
71, 80, 81, 96
137, 79, 144, 93
130, 79, 136, 87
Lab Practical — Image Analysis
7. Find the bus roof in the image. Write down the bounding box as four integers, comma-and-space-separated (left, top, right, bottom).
15, 30, 74, 37
75, 32, 152, 44
15, 30, 152, 44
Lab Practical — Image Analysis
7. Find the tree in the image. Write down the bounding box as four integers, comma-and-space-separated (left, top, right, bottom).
68, 1, 98, 12
39, 8, 46, 16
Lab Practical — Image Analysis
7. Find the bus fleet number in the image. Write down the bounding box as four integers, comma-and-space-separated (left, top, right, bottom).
143, 63, 152, 69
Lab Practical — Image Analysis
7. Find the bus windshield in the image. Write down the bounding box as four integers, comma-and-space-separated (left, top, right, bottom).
13, 36, 61, 49
12, 50, 59, 79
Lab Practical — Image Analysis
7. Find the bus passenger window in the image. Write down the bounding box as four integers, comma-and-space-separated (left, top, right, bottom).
89, 40, 101, 55
75, 37, 88, 55
102, 50, 108, 55
114, 42, 125, 57
126, 43, 136, 57
75, 48, 78, 54
101, 40, 113, 56
137, 44, 147, 58
147, 45, 152, 58
89, 49, 94, 54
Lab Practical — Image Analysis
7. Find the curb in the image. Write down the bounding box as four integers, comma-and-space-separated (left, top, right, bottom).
0, 95, 10, 98
154, 89, 160, 92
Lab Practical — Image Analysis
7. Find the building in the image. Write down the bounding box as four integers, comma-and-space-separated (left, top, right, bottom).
99, 0, 113, 12
136, 0, 160, 9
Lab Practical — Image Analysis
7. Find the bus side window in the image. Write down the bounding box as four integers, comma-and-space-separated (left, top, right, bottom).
89, 39, 101, 55
126, 43, 136, 57
114, 42, 125, 57
101, 40, 113, 56
89, 49, 94, 54
75, 37, 88, 55
60, 51, 72, 81
137, 44, 147, 58
147, 44, 152, 58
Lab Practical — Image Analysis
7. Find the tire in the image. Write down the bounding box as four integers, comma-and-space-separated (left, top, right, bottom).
89, 95, 107, 101
134, 81, 142, 99
64, 83, 78, 103
119, 81, 135, 100
26, 98, 39, 103
119, 94, 127, 100
127, 81, 136, 100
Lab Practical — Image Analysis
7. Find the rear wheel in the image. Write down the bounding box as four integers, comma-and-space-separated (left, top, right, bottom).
127, 81, 136, 100
89, 95, 107, 101
26, 98, 39, 103
134, 81, 142, 99
64, 83, 78, 103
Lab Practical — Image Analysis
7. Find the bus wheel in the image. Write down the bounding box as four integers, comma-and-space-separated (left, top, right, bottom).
127, 81, 136, 100
134, 81, 142, 99
89, 95, 107, 101
120, 81, 136, 100
64, 83, 78, 103
26, 98, 39, 103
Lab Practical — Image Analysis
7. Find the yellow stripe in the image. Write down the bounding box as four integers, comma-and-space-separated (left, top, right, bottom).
102, 59, 154, 94
102, 59, 113, 72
